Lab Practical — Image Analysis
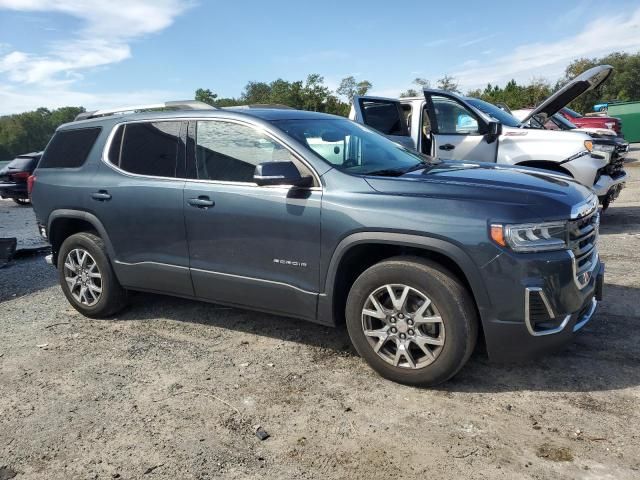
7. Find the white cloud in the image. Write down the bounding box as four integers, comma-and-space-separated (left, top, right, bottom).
454, 7, 640, 90
459, 33, 497, 47
0, 0, 191, 113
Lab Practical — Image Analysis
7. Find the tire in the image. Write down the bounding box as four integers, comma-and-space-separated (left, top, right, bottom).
13, 198, 30, 206
57, 232, 128, 318
345, 256, 478, 386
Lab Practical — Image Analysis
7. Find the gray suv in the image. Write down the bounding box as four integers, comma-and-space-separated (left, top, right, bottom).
31, 101, 604, 386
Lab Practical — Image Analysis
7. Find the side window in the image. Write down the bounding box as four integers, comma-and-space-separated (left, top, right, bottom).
431, 96, 480, 135
359, 99, 409, 136
39, 127, 101, 168
109, 122, 181, 177
194, 120, 303, 183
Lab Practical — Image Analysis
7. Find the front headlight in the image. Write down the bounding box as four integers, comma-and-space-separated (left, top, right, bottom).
490, 221, 567, 252
592, 143, 615, 153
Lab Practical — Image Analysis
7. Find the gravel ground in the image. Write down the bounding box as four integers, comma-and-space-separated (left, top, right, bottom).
1, 154, 639, 479
0, 198, 48, 249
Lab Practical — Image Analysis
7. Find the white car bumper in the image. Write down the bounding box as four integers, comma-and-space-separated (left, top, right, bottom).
592, 171, 627, 197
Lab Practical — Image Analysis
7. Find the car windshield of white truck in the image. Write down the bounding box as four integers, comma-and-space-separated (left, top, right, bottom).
272, 118, 432, 176
466, 98, 522, 128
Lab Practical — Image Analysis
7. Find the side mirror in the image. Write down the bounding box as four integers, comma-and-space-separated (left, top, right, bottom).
253, 161, 312, 187
487, 121, 502, 137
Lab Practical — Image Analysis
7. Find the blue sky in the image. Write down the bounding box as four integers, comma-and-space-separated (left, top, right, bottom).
1, 0, 639, 114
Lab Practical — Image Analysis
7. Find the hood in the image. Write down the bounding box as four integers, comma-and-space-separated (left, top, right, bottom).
365, 161, 592, 217
522, 65, 613, 123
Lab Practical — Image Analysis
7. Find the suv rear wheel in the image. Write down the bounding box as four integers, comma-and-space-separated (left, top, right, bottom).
58, 232, 127, 318
345, 256, 477, 386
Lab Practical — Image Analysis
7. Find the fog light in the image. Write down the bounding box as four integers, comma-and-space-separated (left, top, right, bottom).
39, 225, 47, 239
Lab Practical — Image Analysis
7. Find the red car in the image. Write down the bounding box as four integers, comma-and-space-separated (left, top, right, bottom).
559, 107, 622, 135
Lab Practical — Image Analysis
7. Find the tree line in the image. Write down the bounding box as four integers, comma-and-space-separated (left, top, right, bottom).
2, 51, 639, 159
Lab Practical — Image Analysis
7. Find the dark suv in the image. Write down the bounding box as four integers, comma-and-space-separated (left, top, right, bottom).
0, 151, 42, 205
31, 101, 604, 386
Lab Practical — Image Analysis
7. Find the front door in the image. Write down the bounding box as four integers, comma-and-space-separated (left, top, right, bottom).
424, 93, 498, 162
183, 119, 322, 320
351, 96, 416, 149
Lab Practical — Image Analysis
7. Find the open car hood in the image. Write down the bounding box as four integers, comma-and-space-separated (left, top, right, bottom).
522, 65, 613, 123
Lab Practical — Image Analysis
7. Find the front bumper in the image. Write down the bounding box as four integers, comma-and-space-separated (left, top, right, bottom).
479, 246, 603, 362
592, 171, 626, 197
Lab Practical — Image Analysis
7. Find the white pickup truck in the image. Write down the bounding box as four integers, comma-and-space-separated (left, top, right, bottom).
350, 65, 626, 207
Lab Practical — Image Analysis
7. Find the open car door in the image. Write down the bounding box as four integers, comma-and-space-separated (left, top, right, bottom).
422, 90, 499, 163
351, 96, 415, 149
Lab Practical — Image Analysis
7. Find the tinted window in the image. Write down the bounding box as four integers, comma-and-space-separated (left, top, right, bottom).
359, 100, 408, 136
6, 155, 39, 171
39, 128, 101, 168
114, 122, 181, 177
195, 120, 298, 182
466, 98, 521, 128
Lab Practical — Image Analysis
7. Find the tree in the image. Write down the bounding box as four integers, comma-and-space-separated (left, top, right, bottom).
337, 76, 373, 102
400, 77, 430, 98
436, 75, 460, 93
0, 106, 85, 159
195, 88, 218, 105
560, 52, 640, 113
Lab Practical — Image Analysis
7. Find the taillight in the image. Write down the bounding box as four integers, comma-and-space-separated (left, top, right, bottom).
11, 171, 30, 180
27, 174, 36, 196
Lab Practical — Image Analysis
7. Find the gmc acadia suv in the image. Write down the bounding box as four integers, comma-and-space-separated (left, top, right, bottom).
31, 101, 604, 386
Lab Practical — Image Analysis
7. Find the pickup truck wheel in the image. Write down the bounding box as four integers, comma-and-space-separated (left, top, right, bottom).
57, 232, 128, 318
345, 256, 478, 386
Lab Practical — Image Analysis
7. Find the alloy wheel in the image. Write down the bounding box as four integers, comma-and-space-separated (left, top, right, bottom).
63, 248, 102, 306
361, 284, 445, 369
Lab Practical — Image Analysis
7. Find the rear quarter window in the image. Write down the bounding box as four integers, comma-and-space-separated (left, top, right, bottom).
39, 127, 102, 168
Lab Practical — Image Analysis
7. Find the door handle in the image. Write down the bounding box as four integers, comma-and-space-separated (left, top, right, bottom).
187, 196, 214, 209
439, 144, 455, 151
91, 190, 111, 201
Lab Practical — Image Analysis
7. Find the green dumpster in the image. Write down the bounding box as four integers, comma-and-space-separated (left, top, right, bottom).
608, 101, 640, 142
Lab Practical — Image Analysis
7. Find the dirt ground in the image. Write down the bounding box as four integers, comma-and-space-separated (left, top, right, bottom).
1, 152, 639, 480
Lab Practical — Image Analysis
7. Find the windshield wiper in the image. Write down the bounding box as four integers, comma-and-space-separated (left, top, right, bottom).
366, 162, 427, 177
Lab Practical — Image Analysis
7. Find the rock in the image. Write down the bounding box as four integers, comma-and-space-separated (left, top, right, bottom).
255, 426, 270, 441
0, 466, 17, 480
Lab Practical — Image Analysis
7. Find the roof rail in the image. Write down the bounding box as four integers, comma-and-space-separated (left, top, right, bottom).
74, 100, 216, 121
224, 104, 294, 110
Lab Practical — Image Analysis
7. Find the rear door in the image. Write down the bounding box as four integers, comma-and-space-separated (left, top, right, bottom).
351, 96, 415, 149
424, 92, 498, 162
91, 120, 193, 296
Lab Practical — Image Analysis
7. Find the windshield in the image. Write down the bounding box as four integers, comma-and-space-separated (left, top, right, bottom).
563, 107, 583, 118
551, 113, 577, 129
466, 98, 522, 127
271, 118, 431, 175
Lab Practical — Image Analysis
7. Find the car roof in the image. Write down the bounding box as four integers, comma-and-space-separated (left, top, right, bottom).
58, 107, 340, 130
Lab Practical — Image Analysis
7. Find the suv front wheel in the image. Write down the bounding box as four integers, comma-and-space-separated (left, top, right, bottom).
346, 257, 478, 386
58, 232, 128, 318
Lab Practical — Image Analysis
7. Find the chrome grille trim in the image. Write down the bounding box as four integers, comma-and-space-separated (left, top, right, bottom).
568, 207, 599, 289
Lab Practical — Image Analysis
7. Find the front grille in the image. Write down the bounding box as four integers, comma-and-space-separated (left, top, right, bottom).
568, 208, 599, 288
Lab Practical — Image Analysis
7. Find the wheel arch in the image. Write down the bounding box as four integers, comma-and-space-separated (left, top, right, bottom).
318, 232, 491, 330
48, 210, 116, 266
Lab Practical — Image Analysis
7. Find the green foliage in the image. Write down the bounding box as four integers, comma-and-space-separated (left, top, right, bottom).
559, 51, 640, 113
466, 78, 552, 109
337, 76, 373, 102
436, 75, 460, 93
0, 106, 85, 159
400, 78, 429, 98
195, 73, 361, 116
